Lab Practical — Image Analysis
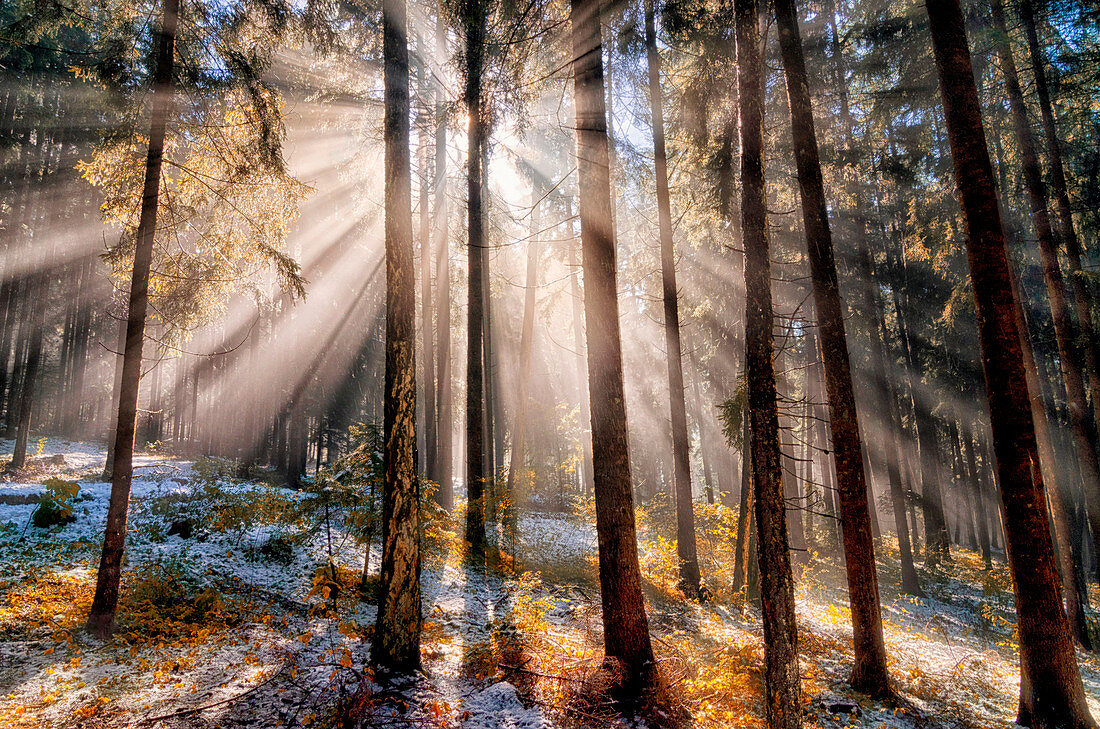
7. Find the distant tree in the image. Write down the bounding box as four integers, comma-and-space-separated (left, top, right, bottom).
460, 0, 488, 553
372, 0, 422, 672
734, 0, 800, 723
643, 0, 700, 600
923, 0, 1095, 725
570, 0, 656, 696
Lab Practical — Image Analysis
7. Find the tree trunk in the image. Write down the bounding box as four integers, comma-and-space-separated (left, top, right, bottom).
645, 0, 700, 599
924, 1, 1095, 724
569, 0, 655, 694
504, 185, 540, 524
417, 39, 437, 484
1004, 207, 1091, 646
10, 274, 48, 470
1019, 0, 1100, 440
86, 0, 178, 639
464, 0, 487, 553
991, 0, 1100, 593
433, 9, 453, 511
736, 0, 801, 722
774, 0, 889, 695
373, 0, 422, 672
568, 201, 594, 497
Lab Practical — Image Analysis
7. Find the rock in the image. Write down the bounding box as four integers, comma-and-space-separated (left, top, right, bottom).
167, 519, 193, 539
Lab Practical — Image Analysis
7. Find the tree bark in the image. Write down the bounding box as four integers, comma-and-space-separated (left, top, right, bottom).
504, 185, 540, 522
373, 0, 422, 672
735, 0, 801, 722
417, 37, 437, 485
570, 0, 655, 694
924, 1, 1095, 724
991, 0, 1100, 595
10, 274, 48, 470
464, 0, 487, 552
86, 0, 178, 639
645, 0, 700, 599
433, 8, 453, 511
1019, 0, 1100, 440
774, 0, 890, 695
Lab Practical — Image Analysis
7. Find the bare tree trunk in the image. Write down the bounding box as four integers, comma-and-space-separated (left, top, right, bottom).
10, 274, 47, 470
924, 1, 1095, 725
1019, 0, 1100, 439
644, 0, 700, 599
736, 0, 801, 722
732, 411, 753, 594
373, 0, 422, 672
570, 0, 655, 694
774, 0, 889, 695
416, 38, 437, 484
464, 0, 487, 552
568, 202, 594, 497
433, 8, 453, 511
1003, 206, 1091, 646
85, 0, 178, 639
991, 0, 1100, 598
504, 185, 540, 519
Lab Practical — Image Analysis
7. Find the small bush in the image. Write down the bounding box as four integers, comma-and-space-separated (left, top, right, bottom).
31, 479, 79, 528
257, 533, 296, 565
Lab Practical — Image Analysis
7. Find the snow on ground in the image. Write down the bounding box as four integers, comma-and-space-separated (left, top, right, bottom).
0, 438, 1097, 728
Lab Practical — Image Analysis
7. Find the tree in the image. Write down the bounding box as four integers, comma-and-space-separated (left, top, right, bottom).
503, 179, 541, 522
462, 0, 488, 553
734, 0, 800, 723
372, 0, 422, 672
570, 0, 656, 695
433, 8, 454, 511
923, 0, 1095, 725
85, 0, 179, 639
644, 0, 700, 600
989, 0, 1093, 649
773, 0, 890, 696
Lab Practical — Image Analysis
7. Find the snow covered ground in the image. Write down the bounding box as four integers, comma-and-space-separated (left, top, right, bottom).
0, 438, 1097, 727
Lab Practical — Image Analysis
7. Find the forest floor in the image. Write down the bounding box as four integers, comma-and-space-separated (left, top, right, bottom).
0, 439, 1097, 728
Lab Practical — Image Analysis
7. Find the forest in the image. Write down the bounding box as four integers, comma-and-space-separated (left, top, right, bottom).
0, 0, 1099, 725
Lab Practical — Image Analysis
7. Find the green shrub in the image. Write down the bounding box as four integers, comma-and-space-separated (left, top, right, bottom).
31, 479, 79, 528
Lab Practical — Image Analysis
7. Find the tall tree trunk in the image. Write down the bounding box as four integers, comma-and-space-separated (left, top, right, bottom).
417, 39, 437, 484
373, 0, 422, 672
774, 0, 889, 695
645, 0, 700, 599
1003, 198, 1092, 646
991, 0, 1100, 593
86, 0, 178, 639
464, 0, 487, 553
568, 202, 594, 497
569, 0, 655, 694
735, 0, 801, 722
504, 185, 540, 523
924, 1, 1095, 725
433, 8, 453, 511
1019, 0, 1100, 439
10, 274, 48, 470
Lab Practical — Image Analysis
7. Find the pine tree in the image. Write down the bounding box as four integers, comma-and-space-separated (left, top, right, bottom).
923, 0, 1095, 724
372, 0, 422, 672
85, 0, 179, 639
735, 0, 801, 722
773, 0, 889, 696
644, 0, 700, 600
570, 0, 656, 696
